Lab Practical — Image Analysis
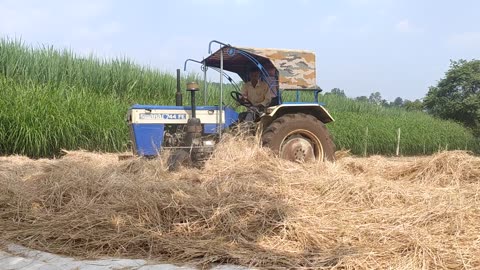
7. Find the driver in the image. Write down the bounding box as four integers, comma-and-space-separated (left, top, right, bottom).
240, 68, 272, 111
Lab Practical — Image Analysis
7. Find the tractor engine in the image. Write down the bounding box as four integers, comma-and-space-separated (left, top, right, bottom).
163, 125, 186, 147
126, 80, 238, 168
162, 124, 215, 163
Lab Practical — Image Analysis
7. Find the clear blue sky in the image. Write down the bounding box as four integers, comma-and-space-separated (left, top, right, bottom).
1, 0, 479, 101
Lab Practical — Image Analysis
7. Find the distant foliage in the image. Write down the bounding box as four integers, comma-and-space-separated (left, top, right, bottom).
403, 99, 423, 111
392, 97, 404, 107
424, 59, 480, 135
368, 91, 382, 105
325, 88, 346, 97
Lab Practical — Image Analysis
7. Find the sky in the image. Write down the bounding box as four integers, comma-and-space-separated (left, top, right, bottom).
1, 0, 479, 101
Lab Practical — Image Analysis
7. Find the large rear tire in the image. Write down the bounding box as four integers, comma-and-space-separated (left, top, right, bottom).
261, 113, 335, 162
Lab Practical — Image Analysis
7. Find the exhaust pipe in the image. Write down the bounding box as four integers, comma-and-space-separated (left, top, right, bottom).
186, 82, 199, 118
185, 82, 202, 147
176, 69, 182, 106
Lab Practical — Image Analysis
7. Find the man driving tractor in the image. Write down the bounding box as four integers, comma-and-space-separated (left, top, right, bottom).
241, 67, 272, 109
238, 68, 273, 121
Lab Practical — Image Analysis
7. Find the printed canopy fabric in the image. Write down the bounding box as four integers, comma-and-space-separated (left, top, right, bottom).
203, 46, 317, 90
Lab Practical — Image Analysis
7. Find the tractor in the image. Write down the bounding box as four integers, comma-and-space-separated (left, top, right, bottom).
126, 40, 335, 169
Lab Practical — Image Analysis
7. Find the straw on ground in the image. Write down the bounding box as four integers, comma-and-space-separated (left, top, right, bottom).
1, 135, 479, 269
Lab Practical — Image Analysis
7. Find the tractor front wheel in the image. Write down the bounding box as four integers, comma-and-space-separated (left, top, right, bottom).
261, 113, 335, 162
167, 150, 192, 171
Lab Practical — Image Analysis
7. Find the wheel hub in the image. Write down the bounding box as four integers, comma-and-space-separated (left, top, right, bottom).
280, 137, 315, 163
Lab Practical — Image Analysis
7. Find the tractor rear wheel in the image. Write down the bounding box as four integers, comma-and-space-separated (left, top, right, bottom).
261, 113, 335, 162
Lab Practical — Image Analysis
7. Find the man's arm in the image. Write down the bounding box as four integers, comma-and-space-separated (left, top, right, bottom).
260, 82, 272, 107
241, 82, 248, 97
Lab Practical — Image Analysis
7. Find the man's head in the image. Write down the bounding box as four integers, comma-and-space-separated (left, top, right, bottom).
249, 68, 260, 82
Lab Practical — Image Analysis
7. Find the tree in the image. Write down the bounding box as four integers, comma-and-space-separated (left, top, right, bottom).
369, 91, 382, 105
424, 59, 480, 134
355, 96, 368, 102
392, 97, 403, 107
326, 88, 346, 97
380, 99, 389, 107
403, 99, 423, 111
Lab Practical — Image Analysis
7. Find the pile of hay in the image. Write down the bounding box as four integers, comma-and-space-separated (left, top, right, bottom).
1, 136, 479, 269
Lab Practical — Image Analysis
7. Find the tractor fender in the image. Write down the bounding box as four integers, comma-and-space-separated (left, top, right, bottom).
261, 104, 334, 127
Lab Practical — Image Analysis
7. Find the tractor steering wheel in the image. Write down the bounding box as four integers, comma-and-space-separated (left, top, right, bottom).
230, 91, 253, 107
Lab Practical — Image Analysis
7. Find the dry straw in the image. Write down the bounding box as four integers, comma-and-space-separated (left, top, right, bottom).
1, 136, 479, 269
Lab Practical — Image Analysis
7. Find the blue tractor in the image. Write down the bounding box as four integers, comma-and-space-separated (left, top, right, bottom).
127, 40, 335, 169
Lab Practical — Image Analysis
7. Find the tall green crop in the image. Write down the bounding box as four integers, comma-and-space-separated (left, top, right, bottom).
0, 37, 478, 157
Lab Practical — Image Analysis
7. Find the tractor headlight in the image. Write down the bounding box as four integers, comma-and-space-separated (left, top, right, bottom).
203, 140, 215, 146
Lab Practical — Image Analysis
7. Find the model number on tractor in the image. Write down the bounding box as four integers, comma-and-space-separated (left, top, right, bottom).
139, 113, 187, 120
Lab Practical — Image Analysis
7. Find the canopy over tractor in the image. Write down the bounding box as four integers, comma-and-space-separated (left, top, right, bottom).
203, 45, 318, 91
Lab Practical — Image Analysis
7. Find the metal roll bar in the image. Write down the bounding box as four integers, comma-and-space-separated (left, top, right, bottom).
184, 58, 208, 105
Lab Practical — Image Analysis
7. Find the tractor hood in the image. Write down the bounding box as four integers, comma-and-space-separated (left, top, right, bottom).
203, 46, 317, 90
